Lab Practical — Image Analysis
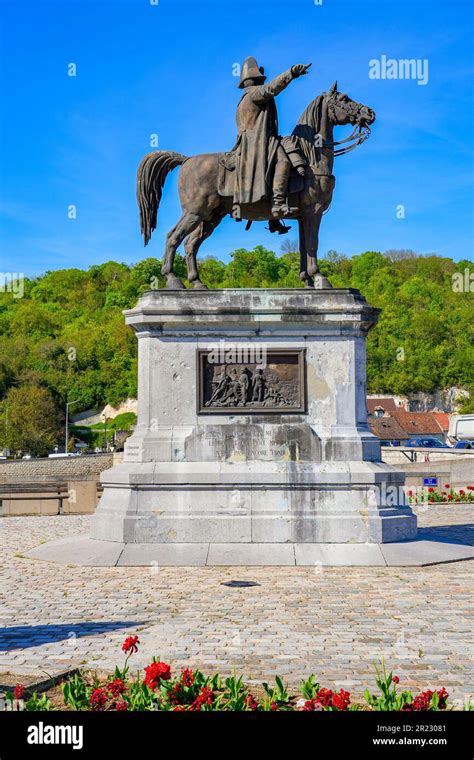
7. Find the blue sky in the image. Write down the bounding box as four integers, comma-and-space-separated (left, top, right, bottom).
0, 0, 473, 276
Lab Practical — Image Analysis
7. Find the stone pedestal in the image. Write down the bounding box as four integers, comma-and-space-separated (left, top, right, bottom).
90, 288, 417, 544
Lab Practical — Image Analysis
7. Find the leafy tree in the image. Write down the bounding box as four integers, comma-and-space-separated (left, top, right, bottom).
0, 384, 62, 456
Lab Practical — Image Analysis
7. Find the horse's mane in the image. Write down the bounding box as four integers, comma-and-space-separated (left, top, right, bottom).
292, 94, 326, 166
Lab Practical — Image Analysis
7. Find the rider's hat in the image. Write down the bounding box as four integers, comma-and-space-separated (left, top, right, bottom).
238, 56, 266, 88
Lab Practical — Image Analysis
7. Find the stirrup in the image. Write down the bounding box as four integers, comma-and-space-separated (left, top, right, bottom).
271, 203, 298, 218
267, 219, 290, 235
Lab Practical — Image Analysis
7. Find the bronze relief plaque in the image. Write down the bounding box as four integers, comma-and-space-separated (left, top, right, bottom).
197, 348, 306, 414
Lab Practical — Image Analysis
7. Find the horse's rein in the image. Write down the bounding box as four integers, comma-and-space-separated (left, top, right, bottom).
323, 124, 372, 157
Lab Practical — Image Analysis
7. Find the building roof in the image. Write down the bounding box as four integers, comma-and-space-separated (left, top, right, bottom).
391, 410, 443, 436
432, 412, 450, 432
367, 397, 398, 414
368, 416, 409, 440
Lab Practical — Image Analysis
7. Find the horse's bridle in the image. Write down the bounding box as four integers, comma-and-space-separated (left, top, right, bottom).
324, 96, 372, 156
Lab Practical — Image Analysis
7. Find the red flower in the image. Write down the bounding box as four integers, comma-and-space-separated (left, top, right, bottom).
198, 686, 214, 706
437, 688, 449, 709
122, 635, 140, 654
332, 689, 351, 711
392, 675, 400, 684
303, 699, 323, 711
13, 684, 25, 700
108, 678, 126, 698
448, 494, 453, 501
270, 701, 278, 711
428, 487, 434, 493
412, 690, 433, 711
90, 687, 108, 711
170, 682, 183, 705
459, 489, 465, 495
444, 484, 450, 489
313, 687, 333, 707
467, 486, 474, 491
244, 693, 259, 711
143, 661, 172, 690
407, 490, 413, 497
190, 686, 215, 710
181, 668, 194, 687
307, 687, 351, 711
115, 700, 128, 711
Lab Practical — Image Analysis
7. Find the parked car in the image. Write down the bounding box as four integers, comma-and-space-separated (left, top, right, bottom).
453, 440, 474, 449
405, 438, 450, 448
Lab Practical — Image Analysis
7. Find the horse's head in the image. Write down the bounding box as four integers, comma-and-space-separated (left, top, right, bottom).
325, 81, 375, 128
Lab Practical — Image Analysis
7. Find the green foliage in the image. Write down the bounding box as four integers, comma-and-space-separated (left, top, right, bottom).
0, 249, 471, 454
25, 692, 54, 710
261, 675, 291, 710
364, 659, 449, 712
5, 690, 54, 711
62, 674, 93, 711
108, 412, 137, 430
299, 673, 321, 700
0, 384, 62, 456
458, 386, 474, 413
364, 659, 413, 711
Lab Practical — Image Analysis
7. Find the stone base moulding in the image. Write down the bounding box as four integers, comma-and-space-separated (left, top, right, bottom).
23, 534, 474, 567
90, 288, 417, 548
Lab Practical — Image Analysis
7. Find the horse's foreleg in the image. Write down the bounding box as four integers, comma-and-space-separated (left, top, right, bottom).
298, 218, 313, 287
303, 209, 332, 288
162, 213, 201, 289
184, 209, 226, 289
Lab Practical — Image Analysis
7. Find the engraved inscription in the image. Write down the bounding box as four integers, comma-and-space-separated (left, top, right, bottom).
198, 349, 305, 414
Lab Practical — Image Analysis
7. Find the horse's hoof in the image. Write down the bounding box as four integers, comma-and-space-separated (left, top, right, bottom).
165, 274, 186, 290
300, 273, 314, 288
313, 274, 333, 289
191, 280, 208, 290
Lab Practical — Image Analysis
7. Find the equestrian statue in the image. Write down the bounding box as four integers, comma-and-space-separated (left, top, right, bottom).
137, 56, 375, 289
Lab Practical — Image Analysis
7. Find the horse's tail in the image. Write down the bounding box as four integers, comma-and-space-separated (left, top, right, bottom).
137, 150, 189, 245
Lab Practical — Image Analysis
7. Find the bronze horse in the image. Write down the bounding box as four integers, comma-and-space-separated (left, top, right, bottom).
137, 82, 375, 289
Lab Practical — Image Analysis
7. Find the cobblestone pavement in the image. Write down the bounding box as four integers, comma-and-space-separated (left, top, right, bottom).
0, 505, 473, 702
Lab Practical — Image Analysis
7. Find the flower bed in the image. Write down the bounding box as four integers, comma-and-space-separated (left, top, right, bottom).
5, 637, 472, 712
407, 484, 474, 505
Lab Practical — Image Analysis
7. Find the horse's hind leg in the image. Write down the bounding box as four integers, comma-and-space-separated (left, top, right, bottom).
298, 218, 313, 287
184, 209, 226, 289
162, 212, 201, 289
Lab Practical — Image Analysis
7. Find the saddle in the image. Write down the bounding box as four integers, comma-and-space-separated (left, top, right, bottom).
217, 152, 305, 199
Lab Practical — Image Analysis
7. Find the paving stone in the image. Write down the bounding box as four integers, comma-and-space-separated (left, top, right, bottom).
295, 543, 386, 566
381, 540, 474, 566
24, 534, 124, 566
206, 543, 295, 566
118, 543, 208, 566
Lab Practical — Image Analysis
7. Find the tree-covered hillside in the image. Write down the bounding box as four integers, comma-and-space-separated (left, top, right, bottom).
0, 248, 472, 454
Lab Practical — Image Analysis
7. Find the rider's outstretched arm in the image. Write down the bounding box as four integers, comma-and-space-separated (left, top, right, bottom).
252, 63, 311, 103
